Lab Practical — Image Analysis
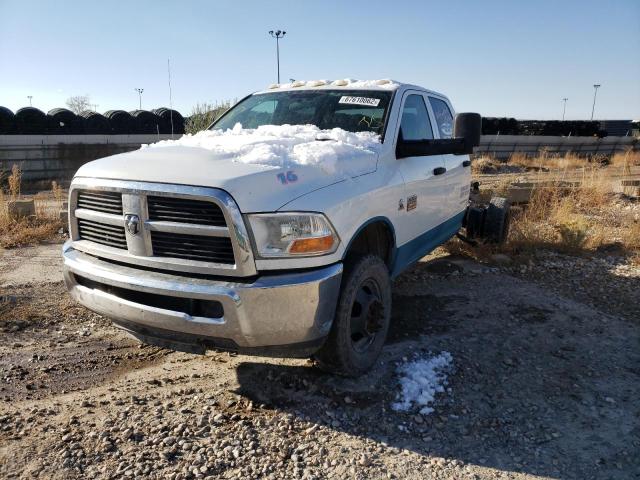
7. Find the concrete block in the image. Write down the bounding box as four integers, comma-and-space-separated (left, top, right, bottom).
619, 180, 640, 197
6, 199, 35, 218
506, 187, 532, 204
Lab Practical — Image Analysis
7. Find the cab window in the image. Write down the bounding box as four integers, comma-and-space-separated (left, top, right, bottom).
399, 94, 433, 141
428, 97, 454, 139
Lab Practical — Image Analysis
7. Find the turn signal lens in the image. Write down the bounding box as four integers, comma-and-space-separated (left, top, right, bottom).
289, 235, 335, 254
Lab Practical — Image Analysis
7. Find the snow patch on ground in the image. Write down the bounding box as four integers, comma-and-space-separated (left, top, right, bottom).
391, 352, 453, 415
146, 124, 381, 174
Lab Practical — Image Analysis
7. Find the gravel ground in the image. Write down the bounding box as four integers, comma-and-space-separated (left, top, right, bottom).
0, 244, 639, 480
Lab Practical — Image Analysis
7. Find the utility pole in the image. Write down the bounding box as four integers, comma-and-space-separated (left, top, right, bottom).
562, 98, 568, 121
590, 84, 600, 121
91, 104, 99, 112
268, 30, 286, 83
27, 95, 33, 107
134, 88, 144, 110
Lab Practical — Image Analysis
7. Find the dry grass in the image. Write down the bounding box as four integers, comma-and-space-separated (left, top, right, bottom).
610, 150, 640, 168
511, 174, 637, 254
474, 149, 640, 175
0, 217, 64, 249
449, 158, 640, 261
0, 165, 65, 249
509, 151, 587, 171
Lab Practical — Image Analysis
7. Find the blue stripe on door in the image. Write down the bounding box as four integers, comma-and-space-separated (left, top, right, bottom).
391, 210, 465, 278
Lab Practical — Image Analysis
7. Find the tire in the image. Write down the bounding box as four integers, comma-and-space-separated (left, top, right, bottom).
484, 197, 511, 244
315, 254, 392, 377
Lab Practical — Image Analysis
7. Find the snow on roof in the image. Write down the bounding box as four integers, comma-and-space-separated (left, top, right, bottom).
146, 123, 381, 173
261, 78, 402, 92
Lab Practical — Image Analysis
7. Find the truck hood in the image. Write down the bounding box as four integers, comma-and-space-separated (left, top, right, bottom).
75, 144, 379, 212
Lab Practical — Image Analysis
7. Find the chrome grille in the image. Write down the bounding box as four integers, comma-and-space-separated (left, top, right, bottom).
147, 196, 226, 226
69, 180, 256, 277
77, 190, 123, 214
151, 231, 235, 264
77, 218, 127, 249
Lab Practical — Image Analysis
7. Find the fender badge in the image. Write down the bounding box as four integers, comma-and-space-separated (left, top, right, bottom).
407, 195, 417, 211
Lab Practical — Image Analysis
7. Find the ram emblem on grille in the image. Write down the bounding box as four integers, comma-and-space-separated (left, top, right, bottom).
124, 214, 140, 235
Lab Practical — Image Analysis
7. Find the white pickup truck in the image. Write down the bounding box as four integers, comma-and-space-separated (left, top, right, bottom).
62, 79, 508, 376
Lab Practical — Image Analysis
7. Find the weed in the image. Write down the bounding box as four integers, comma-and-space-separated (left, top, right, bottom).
51, 181, 65, 203
8, 164, 21, 199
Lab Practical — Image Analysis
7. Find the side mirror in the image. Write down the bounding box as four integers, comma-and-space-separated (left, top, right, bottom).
453, 113, 482, 154
396, 112, 482, 159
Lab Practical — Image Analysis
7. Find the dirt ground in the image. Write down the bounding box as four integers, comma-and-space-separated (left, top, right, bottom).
0, 242, 638, 480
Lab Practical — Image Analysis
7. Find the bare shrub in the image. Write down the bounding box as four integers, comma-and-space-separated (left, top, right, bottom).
556, 217, 590, 250
66, 95, 91, 114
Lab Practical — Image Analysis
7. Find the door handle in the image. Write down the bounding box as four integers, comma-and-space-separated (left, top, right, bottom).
433, 167, 447, 176
462, 160, 471, 168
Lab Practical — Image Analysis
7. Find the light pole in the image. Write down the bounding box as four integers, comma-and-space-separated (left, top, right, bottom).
268, 30, 286, 83
134, 88, 144, 110
562, 98, 568, 121
27, 95, 33, 107
590, 84, 600, 121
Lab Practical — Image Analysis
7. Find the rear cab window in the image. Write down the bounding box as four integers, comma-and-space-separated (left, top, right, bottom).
428, 97, 454, 139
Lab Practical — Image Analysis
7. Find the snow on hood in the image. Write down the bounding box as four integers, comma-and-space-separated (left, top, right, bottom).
145, 124, 382, 175
75, 124, 382, 212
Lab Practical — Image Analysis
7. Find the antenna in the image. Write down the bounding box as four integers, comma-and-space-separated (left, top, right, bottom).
167, 58, 174, 138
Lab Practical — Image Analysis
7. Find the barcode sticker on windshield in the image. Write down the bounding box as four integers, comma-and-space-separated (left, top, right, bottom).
338, 96, 380, 107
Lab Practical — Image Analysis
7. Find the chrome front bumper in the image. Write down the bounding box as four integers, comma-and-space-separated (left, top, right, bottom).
62, 241, 342, 356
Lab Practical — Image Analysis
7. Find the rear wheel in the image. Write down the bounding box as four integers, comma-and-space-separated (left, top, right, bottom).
483, 197, 511, 244
315, 255, 391, 377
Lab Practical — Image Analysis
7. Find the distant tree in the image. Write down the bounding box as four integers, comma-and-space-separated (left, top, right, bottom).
185, 100, 233, 134
66, 95, 91, 114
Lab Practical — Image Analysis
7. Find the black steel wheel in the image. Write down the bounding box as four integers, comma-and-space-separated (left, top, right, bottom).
349, 277, 385, 353
315, 254, 391, 377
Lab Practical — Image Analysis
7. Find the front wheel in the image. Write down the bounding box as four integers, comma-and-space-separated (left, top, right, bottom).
314, 255, 392, 377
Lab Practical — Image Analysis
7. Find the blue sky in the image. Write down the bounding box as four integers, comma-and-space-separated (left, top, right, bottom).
1, 0, 638, 120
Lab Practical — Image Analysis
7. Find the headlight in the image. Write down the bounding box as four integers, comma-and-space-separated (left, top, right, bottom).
247, 213, 339, 258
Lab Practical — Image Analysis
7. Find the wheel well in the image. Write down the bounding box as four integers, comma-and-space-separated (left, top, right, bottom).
345, 221, 394, 268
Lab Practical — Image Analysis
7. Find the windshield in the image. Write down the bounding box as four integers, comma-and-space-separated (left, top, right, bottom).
211, 90, 393, 135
